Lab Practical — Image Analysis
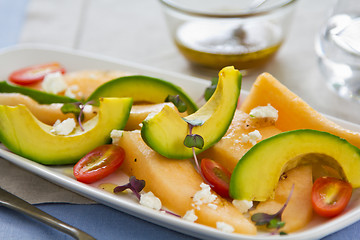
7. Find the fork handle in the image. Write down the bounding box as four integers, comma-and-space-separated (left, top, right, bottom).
0, 187, 95, 240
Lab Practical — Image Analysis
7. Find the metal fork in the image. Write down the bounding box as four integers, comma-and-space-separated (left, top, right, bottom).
0, 187, 96, 240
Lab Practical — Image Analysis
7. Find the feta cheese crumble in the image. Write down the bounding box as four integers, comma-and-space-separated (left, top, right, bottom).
51, 118, 76, 135
240, 130, 262, 145
216, 222, 235, 233
192, 183, 217, 208
110, 129, 123, 145
65, 85, 79, 98
41, 71, 67, 94
249, 104, 278, 121
183, 209, 198, 222
208, 203, 218, 210
139, 191, 162, 211
232, 199, 253, 213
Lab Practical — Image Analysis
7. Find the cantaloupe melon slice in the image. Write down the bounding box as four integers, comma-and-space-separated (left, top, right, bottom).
200, 109, 282, 172
115, 131, 257, 235
240, 73, 360, 149
250, 165, 313, 233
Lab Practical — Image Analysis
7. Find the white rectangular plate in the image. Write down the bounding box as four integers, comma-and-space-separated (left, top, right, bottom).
1, 44, 360, 240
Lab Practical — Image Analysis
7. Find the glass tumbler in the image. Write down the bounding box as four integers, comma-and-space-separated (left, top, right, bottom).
315, 0, 360, 101
159, 0, 297, 71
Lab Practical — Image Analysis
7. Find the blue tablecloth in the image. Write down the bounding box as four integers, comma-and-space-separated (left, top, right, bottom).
0, 1, 359, 239
0, 203, 359, 240
0, 203, 197, 240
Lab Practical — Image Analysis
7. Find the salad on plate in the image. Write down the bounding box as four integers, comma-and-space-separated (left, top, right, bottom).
1, 61, 360, 237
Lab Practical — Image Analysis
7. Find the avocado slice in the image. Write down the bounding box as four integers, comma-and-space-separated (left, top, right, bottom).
86, 75, 198, 114
0, 98, 132, 165
229, 129, 360, 201
140, 66, 242, 159
0, 81, 78, 104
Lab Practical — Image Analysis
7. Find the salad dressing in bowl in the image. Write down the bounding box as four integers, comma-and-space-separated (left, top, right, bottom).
160, 0, 297, 70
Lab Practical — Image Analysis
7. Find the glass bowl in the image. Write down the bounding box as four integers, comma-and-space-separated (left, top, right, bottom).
159, 0, 297, 70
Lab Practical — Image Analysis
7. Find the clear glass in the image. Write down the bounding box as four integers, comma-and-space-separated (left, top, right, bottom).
315, 0, 360, 101
159, 0, 297, 71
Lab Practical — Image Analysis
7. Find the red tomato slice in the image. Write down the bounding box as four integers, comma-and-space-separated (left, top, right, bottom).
200, 158, 231, 198
311, 176, 352, 218
73, 144, 125, 184
9, 62, 66, 85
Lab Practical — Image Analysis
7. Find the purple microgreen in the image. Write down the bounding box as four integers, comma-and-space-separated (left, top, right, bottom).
204, 85, 216, 101
129, 175, 146, 193
165, 95, 187, 113
190, 139, 213, 188
210, 76, 219, 86
204, 77, 218, 101
165, 210, 181, 218
183, 123, 204, 149
267, 218, 285, 229
60, 101, 94, 131
114, 176, 145, 200
61, 102, 82, 119
191, 147, 201, 173
182, 118, 204, 127
251, 184, 295, 234
184, 134, 204, 149
113, 176, 180, 217
77, 104, 86, 131
182, 122, 213, 188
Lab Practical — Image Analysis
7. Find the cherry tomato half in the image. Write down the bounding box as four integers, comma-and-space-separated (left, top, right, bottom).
200, 158, 231, 199
9, 62, 66, 85
73, 144, 125, 184
311, 176, 352, 218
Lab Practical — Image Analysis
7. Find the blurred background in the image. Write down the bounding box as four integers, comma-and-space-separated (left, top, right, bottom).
2, 0, 360, 125
2, 0, 360, 123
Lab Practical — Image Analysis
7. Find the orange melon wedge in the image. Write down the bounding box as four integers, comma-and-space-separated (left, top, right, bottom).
200, 109, 282, 172
240, 73, 360, 149
115, 131, 257, 235
250, 165, 313, 233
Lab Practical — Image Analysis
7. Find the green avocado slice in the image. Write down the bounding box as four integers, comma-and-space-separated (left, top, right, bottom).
86, 75, 198, 114
0, 81, 78, 104
140, 66, 242, 159
229, 129, 360, 201
0, 97, 132, 165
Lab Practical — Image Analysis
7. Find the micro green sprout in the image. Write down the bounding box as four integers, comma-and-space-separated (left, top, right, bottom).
165, 95, 187, 113
61, 100, 94, 131
183, 120, 214, 187
204, 77, 218, 101
114, 176, 180, 217
114, 176, 145, 200
251, 184, 295, 235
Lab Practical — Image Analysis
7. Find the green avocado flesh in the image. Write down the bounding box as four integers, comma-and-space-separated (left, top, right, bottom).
141, 66, 242, 159
0, 98, 132, 165
87, 75, 198, 114
229, 129, 360, 201
0, 81, 78, 104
